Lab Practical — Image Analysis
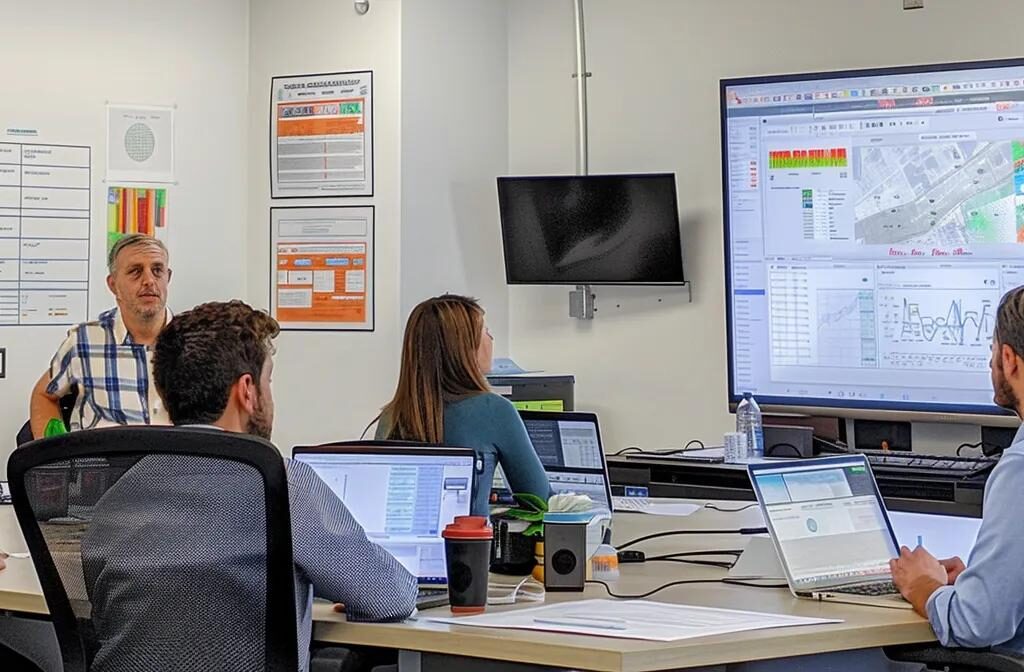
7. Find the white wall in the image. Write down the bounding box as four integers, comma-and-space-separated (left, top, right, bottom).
507, 0, 1024, 453
248, 0, 404, 453
0, 0, 250, 475
399, 0, 510, 353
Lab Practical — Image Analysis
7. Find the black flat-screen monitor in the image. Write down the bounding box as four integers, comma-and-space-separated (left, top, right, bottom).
497, 173, 685, 285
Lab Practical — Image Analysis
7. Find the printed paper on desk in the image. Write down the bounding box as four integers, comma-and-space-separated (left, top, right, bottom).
426, 598, 840, 641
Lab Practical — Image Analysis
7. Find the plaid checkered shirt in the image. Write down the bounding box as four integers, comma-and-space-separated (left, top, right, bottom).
46, 307, 171, 430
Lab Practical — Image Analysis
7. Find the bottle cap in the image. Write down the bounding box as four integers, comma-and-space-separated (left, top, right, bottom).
441, 515, 493, 540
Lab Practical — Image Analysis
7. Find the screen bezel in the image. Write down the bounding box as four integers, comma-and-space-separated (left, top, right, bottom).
497, 172, 686, 286
291, 443, 477, 586
720, 57, 1024, 424
516, 409, 615, 511
747, 455, 900, 593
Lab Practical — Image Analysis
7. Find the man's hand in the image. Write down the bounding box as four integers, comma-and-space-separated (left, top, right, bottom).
939, 556, 966, 585
29, 370, 62, 439
890, 545, 947, 616
0, 551, 7, 571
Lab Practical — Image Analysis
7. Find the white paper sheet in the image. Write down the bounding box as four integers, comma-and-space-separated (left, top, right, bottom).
612, 497, 701, 517
426, 598, 840, 641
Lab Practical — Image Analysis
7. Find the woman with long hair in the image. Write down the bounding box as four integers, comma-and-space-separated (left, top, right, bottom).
374, 294, 549, 515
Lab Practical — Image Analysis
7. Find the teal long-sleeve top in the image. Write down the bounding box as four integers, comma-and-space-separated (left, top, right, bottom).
376, 393, 550, 515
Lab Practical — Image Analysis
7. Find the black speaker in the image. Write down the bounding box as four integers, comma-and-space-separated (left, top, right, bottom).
543, 522, 586, 591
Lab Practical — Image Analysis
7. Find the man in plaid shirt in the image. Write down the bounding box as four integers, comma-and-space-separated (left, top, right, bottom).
28, 234, 174, 436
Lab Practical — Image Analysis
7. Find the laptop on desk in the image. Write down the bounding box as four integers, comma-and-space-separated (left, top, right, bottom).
292, 444, 475, 609
491, 410, 613, 512
748, 455, 912, 610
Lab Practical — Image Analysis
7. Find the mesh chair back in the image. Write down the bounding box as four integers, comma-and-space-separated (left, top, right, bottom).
7, 426, 297, 672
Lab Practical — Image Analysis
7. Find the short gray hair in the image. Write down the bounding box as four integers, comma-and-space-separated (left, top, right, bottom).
995, 286, 1024, 360
108, 234, 169, 273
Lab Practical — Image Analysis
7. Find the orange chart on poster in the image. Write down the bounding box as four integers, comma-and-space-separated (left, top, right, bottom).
276, 243, 367, 323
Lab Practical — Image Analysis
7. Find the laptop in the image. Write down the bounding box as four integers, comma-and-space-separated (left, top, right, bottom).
292, 443, 475, 609
491, 410, 613, 512
747, 455, 911, 609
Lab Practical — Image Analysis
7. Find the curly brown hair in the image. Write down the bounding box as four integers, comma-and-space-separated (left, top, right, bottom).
153, 300, 280, 425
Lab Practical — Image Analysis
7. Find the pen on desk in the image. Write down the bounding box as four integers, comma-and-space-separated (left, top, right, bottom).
533, 616, 628, 630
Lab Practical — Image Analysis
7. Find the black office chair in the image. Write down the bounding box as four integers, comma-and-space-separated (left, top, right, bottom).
7, 426, 298, 672
0, 644, 44, 672
886, 643, 1024, 671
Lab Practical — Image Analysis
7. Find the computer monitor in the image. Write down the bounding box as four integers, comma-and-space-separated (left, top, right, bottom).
497, 173, 685, 285
492, 411, 613, 511
721, 58, 1024, 424
292, 444, 475, 585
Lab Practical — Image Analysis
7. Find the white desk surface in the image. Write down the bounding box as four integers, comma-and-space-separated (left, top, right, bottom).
0, 502, 935, 672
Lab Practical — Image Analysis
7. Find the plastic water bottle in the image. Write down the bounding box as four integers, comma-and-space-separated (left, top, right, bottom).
736, 392, 764, 459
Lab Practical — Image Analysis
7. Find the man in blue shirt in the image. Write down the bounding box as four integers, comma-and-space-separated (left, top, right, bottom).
29, 234, 174, 435
891, 286, 1024, 654
81, 300, 417, 671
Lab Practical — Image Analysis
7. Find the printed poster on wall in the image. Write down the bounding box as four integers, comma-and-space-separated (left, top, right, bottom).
106, 186, 169, 255
270, 206, 374, 331
270, 71, 373, 198
106, 104, 175, 184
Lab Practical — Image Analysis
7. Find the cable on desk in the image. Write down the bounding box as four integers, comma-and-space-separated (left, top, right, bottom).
703, 502, 759, 513
611, 439, 706, 457
617, 528, 768, 551
956, 441, 1004, 457
650, 558, 735, 569
586, 578, 788, 600
645, 550, 743, 570
646, 550, 742, 560
954, 440, 978, 456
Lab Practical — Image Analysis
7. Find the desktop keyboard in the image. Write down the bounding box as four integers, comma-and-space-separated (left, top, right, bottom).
862, 451, 997, 478
831, 581, 898, 597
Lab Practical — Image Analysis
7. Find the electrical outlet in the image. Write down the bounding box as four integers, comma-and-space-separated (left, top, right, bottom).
904, 0, 924, 9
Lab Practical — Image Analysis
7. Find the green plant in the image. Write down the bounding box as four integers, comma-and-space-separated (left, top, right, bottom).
504, 493, 547, 537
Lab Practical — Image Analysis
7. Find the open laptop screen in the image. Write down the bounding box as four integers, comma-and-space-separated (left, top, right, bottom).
492, 411, 613, 511
749, 456, 899, 591
294, 449, 474, 585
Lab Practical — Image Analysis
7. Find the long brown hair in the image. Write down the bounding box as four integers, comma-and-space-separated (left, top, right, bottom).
378, 294, 490, 442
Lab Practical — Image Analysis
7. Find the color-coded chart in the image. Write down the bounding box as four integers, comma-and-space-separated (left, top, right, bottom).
106, 187, 167, 252
1015, 141, 1024, 242
769, 148, 848, 169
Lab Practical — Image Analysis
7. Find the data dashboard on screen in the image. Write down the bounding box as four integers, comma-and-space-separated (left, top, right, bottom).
722, 59, 1024, 414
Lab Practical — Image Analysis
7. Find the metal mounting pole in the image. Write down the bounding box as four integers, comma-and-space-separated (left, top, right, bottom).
570, 0, 595, 320
572, 0, 589, 177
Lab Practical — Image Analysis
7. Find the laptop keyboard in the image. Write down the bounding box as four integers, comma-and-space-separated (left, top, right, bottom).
831, 581, 898, 596
416, 589, 449, 610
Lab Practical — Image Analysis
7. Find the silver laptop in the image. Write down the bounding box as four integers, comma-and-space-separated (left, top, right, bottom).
748, 455, 911, 609
293, 443, 475, 609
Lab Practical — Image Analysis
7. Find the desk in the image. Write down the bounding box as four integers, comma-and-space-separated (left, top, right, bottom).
0, 503, 935, 671
0, 505, 45, 615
